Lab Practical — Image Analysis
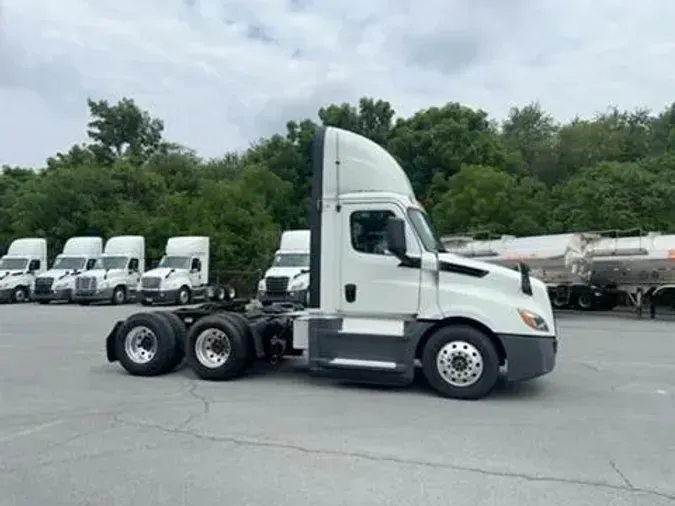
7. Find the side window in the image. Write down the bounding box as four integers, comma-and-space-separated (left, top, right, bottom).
128, 258, 139, 271
350, 210, 395, 255
28, 260, 40, 271
86, 259, 97, 270
191, 258, 201, 271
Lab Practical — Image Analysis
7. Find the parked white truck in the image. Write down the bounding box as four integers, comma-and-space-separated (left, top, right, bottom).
105, 126, 558, 400
0, 238, 47, 303
73, 235, 145, 305
33, 236, 103, 304
258, 230, 310, 306
139, 236, 229, 306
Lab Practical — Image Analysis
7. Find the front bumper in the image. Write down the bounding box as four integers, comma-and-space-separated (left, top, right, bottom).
32, 289, 73, 302
498, 333, 558, 382
141, 289, 179, 304
258, 289, 308, 306
73, 287, 114, 303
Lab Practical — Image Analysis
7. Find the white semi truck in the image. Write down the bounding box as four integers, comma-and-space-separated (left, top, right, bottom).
258, 229, 310, 306
139, 236, 230, 306
104, 126, 558, 400
33, 237, 103, 304
0, 238, 47, 303
73, 236, 145, 305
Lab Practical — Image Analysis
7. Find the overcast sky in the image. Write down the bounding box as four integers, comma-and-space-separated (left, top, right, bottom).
1, 0, 674, 167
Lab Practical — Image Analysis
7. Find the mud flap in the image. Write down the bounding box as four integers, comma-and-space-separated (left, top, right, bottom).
105, 320, 124, 362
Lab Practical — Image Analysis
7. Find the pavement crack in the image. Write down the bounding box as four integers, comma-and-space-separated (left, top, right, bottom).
114, 416, 675, 502
609, 459, 633, 489
177, 382, 212, 429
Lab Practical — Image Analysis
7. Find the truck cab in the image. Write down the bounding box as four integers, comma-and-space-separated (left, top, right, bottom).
0, 238, 47, 303
293, 126, 558, 397
74, 236, 145, 305
140, 236, 210, 306
258, 230, 310, 306
33, 237, 103, 304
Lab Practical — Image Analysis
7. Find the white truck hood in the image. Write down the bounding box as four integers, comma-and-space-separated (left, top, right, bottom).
39, 269, 81, 280
0, 270, 23, 280
264, 266, 309, 279
142, 267, 188, 279
81, 268, 127, 280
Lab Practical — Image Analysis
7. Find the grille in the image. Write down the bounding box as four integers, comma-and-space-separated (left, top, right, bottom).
34, 277, 54, 294
142, 277, 161, 289
76, 276, 96, 291
265, 276, 289, 294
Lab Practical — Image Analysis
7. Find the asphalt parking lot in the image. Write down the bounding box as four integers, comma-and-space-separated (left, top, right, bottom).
0, 304, 674, 506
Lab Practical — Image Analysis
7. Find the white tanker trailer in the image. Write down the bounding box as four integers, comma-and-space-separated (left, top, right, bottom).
575, 230, 675, 315
442, 232, 618, 311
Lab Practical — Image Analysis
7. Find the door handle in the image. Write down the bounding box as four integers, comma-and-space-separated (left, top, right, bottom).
345, 284, 356, 303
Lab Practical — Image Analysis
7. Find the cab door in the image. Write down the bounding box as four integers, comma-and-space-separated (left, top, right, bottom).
338, 201, 421, 316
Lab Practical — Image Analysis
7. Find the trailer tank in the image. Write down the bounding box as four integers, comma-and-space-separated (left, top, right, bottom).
577, 231, 675, 288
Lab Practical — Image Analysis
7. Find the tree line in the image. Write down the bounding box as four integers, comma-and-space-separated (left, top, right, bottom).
2, 96, 675, 275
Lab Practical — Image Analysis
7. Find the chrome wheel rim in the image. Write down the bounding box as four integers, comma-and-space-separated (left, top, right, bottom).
436, 340, 484, 387
194, 328, 231, 369
124, 325, 158, 364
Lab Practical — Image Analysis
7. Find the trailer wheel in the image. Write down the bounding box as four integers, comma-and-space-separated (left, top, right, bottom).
115, 312, 177, 376
185, 314, 250, 381
575, 293, 593, 311
154, 311, 187, 371
212, 286, 226, 302
12, 286, 28, 303
421, 325, 500, 400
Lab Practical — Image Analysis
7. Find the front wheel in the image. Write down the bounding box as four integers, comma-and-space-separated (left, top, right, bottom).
12, 286, 28, 303
112, 286, 127, 305
422, 325, 500, 400
176, 287, 191, 306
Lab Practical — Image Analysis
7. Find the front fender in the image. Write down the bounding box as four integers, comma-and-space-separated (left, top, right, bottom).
105, 320, 124, 362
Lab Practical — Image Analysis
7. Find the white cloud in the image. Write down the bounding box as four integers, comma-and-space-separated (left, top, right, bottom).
1, 0, 674, 166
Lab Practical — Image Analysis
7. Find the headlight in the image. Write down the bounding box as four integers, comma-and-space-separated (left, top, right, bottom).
258, 280, 265, 292
517, 308, 549, 332
99, 281, 109, 289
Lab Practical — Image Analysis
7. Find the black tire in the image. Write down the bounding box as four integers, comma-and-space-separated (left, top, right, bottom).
574, 292, 593, 311
141, 299, 152, 306
185, 314, 250, 381
212, 286, 226, 302
176, 286, 191, 306
153, 311, 187, 371
112, 286, 126, 305
219, 312, 256, 364
12, 286, 28, 303
114, 312, 177, 376
421, 325, 500, 400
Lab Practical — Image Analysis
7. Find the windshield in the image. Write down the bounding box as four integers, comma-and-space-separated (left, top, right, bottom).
273, 253, 309, 268
159, 256, 190, 269
94, 256, 128, 270
407, 208, 446, 253
52, 256, 85, 271
0, 257, 28, 271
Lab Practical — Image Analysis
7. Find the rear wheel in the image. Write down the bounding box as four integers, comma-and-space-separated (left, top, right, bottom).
422, 325, 500, 400
575, 292, 593, 311
185, 314, 250, 380
115, 312, 177, 376
153, 311, 187, 371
